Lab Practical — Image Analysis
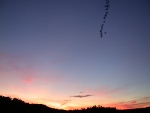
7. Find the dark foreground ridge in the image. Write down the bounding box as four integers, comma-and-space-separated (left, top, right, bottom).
0, 95, 150, 113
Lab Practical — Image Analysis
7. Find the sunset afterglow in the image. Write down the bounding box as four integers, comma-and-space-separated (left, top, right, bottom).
0, 0, 150, 110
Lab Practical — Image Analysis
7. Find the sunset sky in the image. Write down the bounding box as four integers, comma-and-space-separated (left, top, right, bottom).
0, 0, 150, 110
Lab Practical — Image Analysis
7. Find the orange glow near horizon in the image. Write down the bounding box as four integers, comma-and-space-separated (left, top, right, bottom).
0, 52, 150, 110
1, 0, 150, 111
1, 92, 150, 110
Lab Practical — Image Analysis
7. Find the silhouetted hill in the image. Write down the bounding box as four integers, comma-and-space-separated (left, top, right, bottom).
0, 95, 65, 113
0, 95, 150, 113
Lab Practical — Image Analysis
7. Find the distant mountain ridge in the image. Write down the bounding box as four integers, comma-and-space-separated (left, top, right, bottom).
0, 95, 150, 113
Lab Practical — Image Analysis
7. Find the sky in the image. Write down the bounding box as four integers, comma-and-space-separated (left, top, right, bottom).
0, 0, 150, 110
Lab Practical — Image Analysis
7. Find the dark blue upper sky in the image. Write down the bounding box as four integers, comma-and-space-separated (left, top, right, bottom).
0, 0, 150, 110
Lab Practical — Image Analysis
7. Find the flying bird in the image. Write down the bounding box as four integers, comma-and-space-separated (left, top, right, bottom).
99, 0, 110, 38
105, 7, 108, 10
106, 1, 109, 4
104, 13, 108, 17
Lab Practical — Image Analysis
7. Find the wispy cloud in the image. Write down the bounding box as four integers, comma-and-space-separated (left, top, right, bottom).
0, 52, 63, 85
70, 94, 92, 98
60, 100, 71, 107
0, 52, 35, 80
106, 96, 150, 109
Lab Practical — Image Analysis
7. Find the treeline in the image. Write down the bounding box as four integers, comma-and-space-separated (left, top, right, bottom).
0, 95, 150, 113
0, 95, 64, 113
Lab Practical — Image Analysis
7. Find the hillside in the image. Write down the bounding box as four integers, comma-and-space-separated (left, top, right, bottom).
0, 95, 150, 113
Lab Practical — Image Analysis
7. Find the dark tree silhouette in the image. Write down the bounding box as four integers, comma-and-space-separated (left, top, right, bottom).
0, 95, 150, 113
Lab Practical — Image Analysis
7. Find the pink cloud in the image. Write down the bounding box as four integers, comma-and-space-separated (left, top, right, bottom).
0, 59, 36, 85
0, 52, 31, 74
139, 96, 150, 101
69, 85, 150, 110
105, 96, 150, 110
20, 69, 36, 84
0, 52, 63, 85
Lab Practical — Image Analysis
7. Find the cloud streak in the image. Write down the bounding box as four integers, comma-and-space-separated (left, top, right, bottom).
0, 52, 63, 85
70, 94, 92, 98
60, 100, 71, 107
105, 96, 150, 109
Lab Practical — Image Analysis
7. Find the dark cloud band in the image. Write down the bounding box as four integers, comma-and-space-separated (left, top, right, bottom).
70, 95, 92, 98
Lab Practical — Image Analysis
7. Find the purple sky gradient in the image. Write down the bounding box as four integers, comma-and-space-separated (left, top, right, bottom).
0, 0, 150, 110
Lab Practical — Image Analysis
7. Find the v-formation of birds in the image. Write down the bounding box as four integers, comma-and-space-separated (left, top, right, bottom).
100, 0, 110, 38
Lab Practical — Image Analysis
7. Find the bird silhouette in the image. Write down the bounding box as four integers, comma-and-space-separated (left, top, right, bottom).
105, 7, 108, 10
99, 0, 110, 38
105, 4, 109, 8
104, 13, 107, 17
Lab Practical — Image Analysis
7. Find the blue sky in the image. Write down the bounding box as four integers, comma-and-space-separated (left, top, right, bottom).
0, 0, 150, 110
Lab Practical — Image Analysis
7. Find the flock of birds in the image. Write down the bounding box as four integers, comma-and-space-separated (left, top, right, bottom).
100, 0, 110, 38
